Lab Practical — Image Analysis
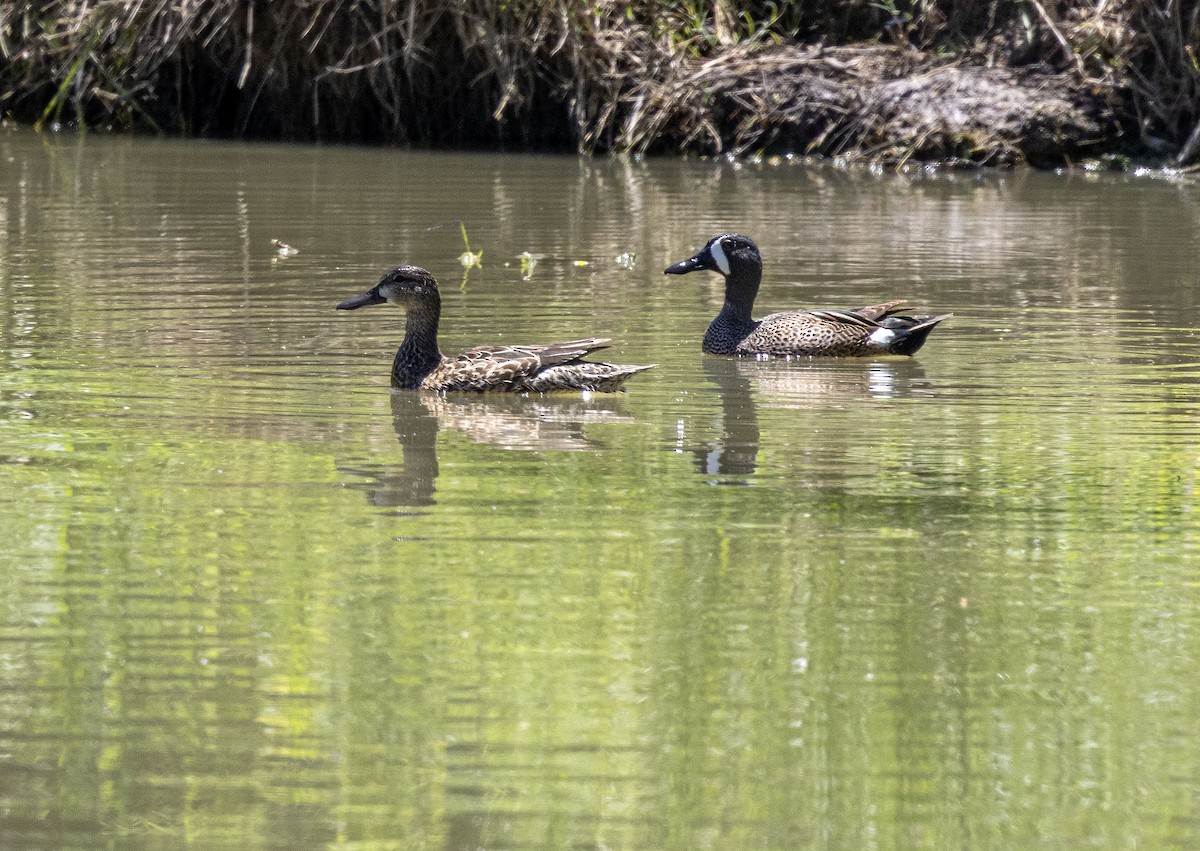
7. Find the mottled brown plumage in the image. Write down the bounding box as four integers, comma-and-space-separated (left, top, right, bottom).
665, 234, 951, 357
337, 266, 653, 392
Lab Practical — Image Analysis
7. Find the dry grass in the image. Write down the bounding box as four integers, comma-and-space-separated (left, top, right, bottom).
0, 1, 1196, 164
609, 43, 1113, 165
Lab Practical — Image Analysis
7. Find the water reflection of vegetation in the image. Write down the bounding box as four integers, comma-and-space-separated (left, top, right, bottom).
3, 135, 1200, 849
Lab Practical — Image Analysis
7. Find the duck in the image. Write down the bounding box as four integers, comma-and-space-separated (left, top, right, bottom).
664, 234, 951, 357
337, 265, 654, 392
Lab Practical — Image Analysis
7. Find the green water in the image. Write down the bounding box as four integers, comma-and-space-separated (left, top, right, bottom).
2, 129, 1200, 849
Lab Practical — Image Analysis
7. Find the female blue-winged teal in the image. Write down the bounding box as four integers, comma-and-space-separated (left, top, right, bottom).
664, 234, 951, 357
337, 265, 653, 392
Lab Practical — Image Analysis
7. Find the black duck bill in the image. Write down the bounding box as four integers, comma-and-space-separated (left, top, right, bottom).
663, 250, 716, 275
337, 286, 386, 310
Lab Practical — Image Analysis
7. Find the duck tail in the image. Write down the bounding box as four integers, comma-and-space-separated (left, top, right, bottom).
583, 363, 656, 392
525, 362, 655, 393
887, 313, 952, 356
600, 363, 656, 391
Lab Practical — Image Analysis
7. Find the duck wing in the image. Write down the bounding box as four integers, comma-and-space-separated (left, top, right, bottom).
854, 300, 951, 330
793, 309, 880, 328
427, 338, 616, 392
854, 300, 907, 321
525, 338, 614, 366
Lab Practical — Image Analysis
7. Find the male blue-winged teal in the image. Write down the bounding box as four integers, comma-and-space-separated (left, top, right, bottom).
664, 234, 951, 357
337, 265, 654, 392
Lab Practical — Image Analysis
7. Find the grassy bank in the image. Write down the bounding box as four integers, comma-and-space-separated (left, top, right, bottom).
1, 1, 1197, 165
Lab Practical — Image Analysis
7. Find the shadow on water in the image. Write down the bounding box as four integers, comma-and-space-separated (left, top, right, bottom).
340, 391, 640, 509
691, 356, 930, 483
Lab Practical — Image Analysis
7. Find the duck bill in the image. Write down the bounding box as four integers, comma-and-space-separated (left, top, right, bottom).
337, 287, 386, 310
663, 254, 709, 275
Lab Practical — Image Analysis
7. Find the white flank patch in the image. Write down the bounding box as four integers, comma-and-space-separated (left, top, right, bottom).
868, 327, 897, 346
710, 239, 732, 276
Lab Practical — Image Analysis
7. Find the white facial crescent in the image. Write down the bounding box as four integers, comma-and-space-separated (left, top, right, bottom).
710, 239, 732, 276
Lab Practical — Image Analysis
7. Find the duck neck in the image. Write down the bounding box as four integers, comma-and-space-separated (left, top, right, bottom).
392, 295, 444, 390
716, 267, 760, 327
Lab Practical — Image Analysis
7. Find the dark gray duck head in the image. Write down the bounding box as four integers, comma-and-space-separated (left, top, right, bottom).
664, 234, 762, 279
337, 265, 441, 311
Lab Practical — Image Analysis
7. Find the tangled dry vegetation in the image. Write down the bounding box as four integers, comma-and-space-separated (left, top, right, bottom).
1, 1, 1198, 166
612, 43, 1114, 165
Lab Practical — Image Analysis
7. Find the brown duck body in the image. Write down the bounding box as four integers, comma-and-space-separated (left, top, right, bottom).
338, 265, 653, 393
667, 234, 950, 357
408, 338, 650, 393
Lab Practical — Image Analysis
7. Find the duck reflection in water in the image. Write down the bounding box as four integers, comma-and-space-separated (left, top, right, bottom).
340, 391, 640, 510
691, 357, 930, 484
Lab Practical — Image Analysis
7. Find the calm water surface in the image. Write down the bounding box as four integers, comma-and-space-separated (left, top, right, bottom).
2, 129, 1200, 849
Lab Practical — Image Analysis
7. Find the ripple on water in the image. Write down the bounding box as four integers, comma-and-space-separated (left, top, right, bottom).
3, 135, 1200, 850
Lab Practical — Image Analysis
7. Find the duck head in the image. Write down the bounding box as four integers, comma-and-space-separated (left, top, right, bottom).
338, 265, 440, 310
664, 234, 762, 279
